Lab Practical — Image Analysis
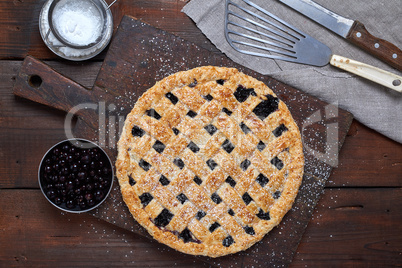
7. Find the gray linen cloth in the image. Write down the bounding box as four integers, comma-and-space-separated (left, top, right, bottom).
183, 0, 402, 143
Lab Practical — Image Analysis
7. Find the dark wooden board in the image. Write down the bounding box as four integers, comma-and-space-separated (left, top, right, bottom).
13, 16, 353, 267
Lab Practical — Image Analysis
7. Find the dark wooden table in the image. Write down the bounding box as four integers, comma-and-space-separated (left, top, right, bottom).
1, 0, 401, 267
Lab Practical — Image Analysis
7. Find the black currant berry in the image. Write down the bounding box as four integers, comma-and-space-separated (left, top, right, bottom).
40, 139, 113, 212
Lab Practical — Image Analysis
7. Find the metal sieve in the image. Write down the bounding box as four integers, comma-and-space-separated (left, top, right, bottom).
47, 0, 114, 49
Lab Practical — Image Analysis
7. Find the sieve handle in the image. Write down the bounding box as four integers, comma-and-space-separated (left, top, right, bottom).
106, 0, 117, 9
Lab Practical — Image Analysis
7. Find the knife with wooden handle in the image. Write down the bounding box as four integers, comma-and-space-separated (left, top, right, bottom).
278, 0, 402, 71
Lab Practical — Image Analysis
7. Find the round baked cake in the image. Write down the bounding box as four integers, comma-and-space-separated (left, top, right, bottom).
116, 66, 304, 257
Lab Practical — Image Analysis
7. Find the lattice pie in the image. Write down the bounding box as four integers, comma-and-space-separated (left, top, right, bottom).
116, 66, 304, 257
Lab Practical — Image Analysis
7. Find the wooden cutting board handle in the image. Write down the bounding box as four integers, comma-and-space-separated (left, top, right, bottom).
13, 56, 95, 119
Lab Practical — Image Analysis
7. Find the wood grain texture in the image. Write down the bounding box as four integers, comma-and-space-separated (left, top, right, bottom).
0, 60, 101, 188
11, 16, 353, 267
0, 0, 217, 60
329, 121, 402, 187
1, 59, 400, 268
292, 187, 402, 267
3, 60, 399, 189
0, 0, 401, 265
347, 21, 402, 71
1, 188, 400, 267
13, 56, 94, 116
0, 189, 208, 267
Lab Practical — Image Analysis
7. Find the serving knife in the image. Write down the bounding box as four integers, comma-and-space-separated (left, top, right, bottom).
278, 0, 402, 71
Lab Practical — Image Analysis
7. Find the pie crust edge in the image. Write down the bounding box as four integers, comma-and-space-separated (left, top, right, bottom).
116, 66, 304, 257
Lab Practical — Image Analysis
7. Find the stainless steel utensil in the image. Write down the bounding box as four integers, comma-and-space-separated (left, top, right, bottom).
277, 0, 402, 71
48, 0, 108, 49
224, 0, 402, 92
39, 0, 115, 61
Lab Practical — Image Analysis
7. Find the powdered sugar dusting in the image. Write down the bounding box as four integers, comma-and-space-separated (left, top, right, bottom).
52, 0, 102, 46
39, 0, 112, 60
84, 16, 342, 266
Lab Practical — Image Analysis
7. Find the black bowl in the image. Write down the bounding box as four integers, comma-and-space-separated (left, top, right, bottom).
38, 138, 113, 213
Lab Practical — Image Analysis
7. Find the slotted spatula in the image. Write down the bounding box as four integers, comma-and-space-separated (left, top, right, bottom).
224, 0, 402, 92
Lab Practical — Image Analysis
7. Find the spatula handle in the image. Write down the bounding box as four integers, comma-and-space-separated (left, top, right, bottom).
347, 21, 402, 71
330, 54, 402, 93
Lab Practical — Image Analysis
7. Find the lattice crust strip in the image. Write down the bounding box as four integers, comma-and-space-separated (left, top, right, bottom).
116, 66, 304, 257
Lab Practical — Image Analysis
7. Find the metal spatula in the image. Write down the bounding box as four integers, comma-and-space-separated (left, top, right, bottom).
224, 0, 402, 92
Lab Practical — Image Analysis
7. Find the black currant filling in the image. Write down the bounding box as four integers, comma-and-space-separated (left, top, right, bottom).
256, 209, 270, 220
253, 95, 279, 120
146, 108, 161, 120
173, 158, 185, 169
172, 128, 180, 135
244, 226, 255, 235
228, 208, 235, 216
195, 210, 206, 220
222, 139, 235, 154
178, 228, 200, 243
242, 192, 253, 205
139, 159, 152, 171
240, 122, 251, 134
257, 141, 266, 151
193, 176, 202, 185
151, 211, 202, 244
165, 92, 178, 105
153, 208, 174, 228
222, 107, 232, 116
209, 222, 220, 233
271, 156, 284, 170
139, 193, 153, 207
128, 175, 136, 186
153, 140, 165, 154
211, 192, 222, 204
256, 173, 269, 187
206, 159, 218, 170
39, 139, 113, 211
158, 227, 202, 244
222, 235, 235, 247
131, 125, 145, 137
240, 159, 251, 171
204, 124, 217, 135
273, 124, 288, 137
159, 174, 170, 186
225, 176, 236, 187
176, 193, 188, 204
234, 85, 256, 102
186, 110, 197, 118
187, 141, 200, 153
203, 94, 214, 101
273, 190, 281, 199
188, 79, 198, 88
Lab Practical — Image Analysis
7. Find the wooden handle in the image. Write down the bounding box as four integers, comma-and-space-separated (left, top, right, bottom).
330, 54, 402, 93
13, 56, 96, 118
347, 21, 402, 71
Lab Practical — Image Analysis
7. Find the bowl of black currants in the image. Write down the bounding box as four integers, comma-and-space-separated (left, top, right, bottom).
38, 138, 113, 213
